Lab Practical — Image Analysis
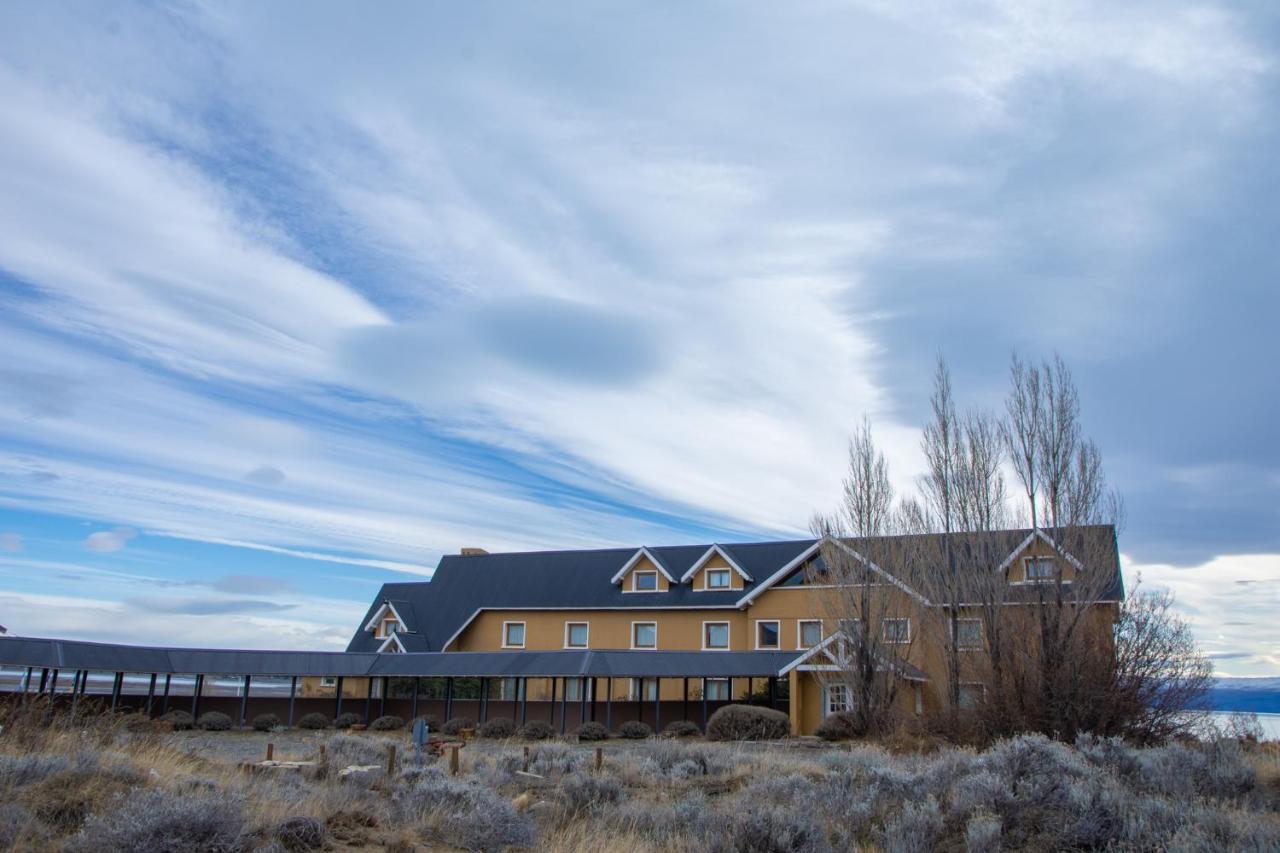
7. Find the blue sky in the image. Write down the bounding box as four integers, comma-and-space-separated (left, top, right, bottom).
0, 2, 1276, 675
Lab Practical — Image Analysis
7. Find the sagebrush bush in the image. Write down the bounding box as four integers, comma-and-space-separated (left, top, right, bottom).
604, 793, 717, 847
252, 713, 280, 732
661, 719, 701, 738
295, 712, 329, 730
477, 717, 516, 739
440, 717, 473, 735
321, 734, 388, 770
196, 711, 233, 731
393, 772, 535, 851
616, 720, 652, 739
965, 812, 1002, 852
370, 715, 404, 731
556, 772, 622, 819
0, 753, 72, 789
575, 721, 609, 741
881, 797, 943, 853
0, 803, 34, 849
814, 710, 861, 741
333, 712, 362, 730
517, 719, 555, 740
729, 803, 830, 853
705, 703, 789, 741
273, 815, 326, 851
157, 709, 194, 730
64, 788, 246, 853
527, 743, 587, 776
624, 740, 731, 779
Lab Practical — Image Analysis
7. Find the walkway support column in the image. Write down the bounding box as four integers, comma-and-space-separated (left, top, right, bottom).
240, 675, 251, 726
444, 677, 453, 722
19, 667, 33, 706
788, 669, 802, 736
549, 677, 557, 725
558, 678, 568, 734
683, 678, 689, 721
605, 677, 613, 731
654, 679, 661, 733
190, 674, 204, 718
518, 678, 527, 725
479, 677, 488, 724
365, 677, 374, 723
161, 673, 172, 715
701, 677, 709, 730
288, 676, 298, 727
146, 673, 157, 717
410, 677, 419, 722
768, 676, 777, 710
380, 677, 388, 719
71, 670, 83, 716
334, 676, 344, 720
110, 671, 122, 711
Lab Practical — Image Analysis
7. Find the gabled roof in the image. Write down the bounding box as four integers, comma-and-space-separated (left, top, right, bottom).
610, 547, 677, 584
679, 544, 752, 583
778, 630, 927, 681
363, 600, 414, 633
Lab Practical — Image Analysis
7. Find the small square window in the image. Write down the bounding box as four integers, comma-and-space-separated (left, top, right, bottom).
630, 677, 658, 700
706, 678, 730, 700
632, 622, 657, 649
634, 571, 658, 591
706, 569, 731, 589
565, 622, 589, 648
1026, 558, 1056, 581
319, 677, 337, 688
882, 618, 910, 644
704, 622, 729, 649
756, 620, 780, 649
503, 622, 525, 648
826, 684, 850, 715
799, 620, 822, 648
955, 618, 982, 649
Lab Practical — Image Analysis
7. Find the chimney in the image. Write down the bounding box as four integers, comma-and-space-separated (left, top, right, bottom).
460, 547, 489, 557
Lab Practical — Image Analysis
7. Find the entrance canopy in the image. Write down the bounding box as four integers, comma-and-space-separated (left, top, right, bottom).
0, 636, 804, 679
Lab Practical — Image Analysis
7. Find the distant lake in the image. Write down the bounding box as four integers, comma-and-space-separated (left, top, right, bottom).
1209, 711, 1280, 741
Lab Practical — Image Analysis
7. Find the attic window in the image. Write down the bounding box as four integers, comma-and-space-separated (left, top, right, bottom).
1025, 557, 1056, 582
706, 569, 731, 589
633, 570, 658, 592
377, 617, 401, 638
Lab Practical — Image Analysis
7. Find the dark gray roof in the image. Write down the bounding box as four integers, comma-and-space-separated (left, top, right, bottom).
347, 527, 1122, 652
0, 636, 802, 678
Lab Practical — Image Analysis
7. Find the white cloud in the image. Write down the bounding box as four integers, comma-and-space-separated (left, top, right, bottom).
84, 527, 137, 553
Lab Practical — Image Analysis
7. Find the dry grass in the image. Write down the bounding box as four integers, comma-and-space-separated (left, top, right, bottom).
1, 698, 1277, 852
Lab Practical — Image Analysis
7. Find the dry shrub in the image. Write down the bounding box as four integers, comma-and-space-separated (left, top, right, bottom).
273, 814, 327, 850
296, 712, 329, 730
517, 719, 555, 740
441, 717, 473, 735
333, 712, 362, 730
64, 787, 246, 853
197, 710, 234, 731
616, 720, 652, 739
814, 711, 861, 741
371, 714, 405, 731
575, 721, 610, 741
253, 712, 281, 732
661, 720, 701, 738
393, 770, 535, 851
477, 717, 517, 739
705, 704, 789, 741
158, 709, 194, 730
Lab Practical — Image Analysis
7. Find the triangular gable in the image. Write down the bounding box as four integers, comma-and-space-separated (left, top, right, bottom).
826, 538, 931, 605
610, 547, 677, 584
376, 633, 407, 653
679, 544, 752, 583
995, 529, 1085, 574
363, 601, 411, 633
736, 540, 824, 606
737, 537, 930, 607
779, 630, 927, 681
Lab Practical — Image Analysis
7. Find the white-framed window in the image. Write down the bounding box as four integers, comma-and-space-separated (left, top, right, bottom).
954, 617, 983, 650
565, 678, 593, 701
630, 677, 658, 700
882, 618, 910, 644
1025, 557, 1056, 582
959, 682, 986, 710
705, 678, 730, 700
319, 677, 338, 688
702, 621, 730, 650
564, 621, 589, 649
376, 616, 401, 638
825, 683, 851, 715
633, 570, 659, 591
631, 621, 657, 649
502, 621, 526, 649
798, 619, 823, 649
755, 620, 780, 649
706, 568, 732, 589
499, 677, 521, 701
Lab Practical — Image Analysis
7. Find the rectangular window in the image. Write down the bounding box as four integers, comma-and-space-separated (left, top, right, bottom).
959, 683, 985, 710
706, 568, 731, 589
564, 622, 589, 649
503, 621, 526, 649
319, 677, 337, 688
381, 618, 399, 637
882, 618, 910, 644
706, 678, 730, 700
798, 620, 823, 648
630, 677, 658, 700
499, 677, 520, 701
633, 570, 658, 591
1025, 557, 1056, 582
565, 678, 592, 701
954, 617, 983, 649
632, 622, 657, 649
826, 683, 850, 715
756, 620, 780, 649
703, 621, 730, 650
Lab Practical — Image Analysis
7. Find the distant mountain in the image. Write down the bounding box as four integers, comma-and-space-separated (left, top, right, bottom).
1207, 677, 1280, 714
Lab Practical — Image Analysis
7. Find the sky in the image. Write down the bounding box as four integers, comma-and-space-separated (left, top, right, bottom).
0, 1, 1276, 675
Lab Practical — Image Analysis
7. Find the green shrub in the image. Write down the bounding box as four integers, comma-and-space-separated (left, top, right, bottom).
441, 717, 474, 736
252, 713, 280, 732
478, 717, 517, 739
575, 721, 610, 741
196, 711, 233, 731
157, 710, 194, 730
617, 720, 652, 739
661, 720, 701, 738
517, 719, 555, 740
295, 712, 329, 730
706, 704, 789, 741
333, 712, 362, 730
370, 715, 404, 731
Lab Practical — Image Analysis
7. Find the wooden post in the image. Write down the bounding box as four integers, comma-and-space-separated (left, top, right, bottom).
635, 680, 642, 727
387, 744, 397, 776
578, 678, 587, 730
240, 674, 251, 727
20, 666, 33, 704
595, 747, 603, 772
605, 677, 613, 731
319, 743, 326, 762
449, 744, 460, 776
146, 673, 157, 717
287, 676, 297, 727
266, 743, 274, 761
522, 746, 530, 772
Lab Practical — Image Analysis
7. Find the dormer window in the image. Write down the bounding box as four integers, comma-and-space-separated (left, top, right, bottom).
633, 570, 658, 592
1025, 557, 1056, 583
706, 569, 731, 589
377, 617, 400, 638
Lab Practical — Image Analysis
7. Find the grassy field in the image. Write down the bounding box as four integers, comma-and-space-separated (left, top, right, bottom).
0, 706, 1277, 851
